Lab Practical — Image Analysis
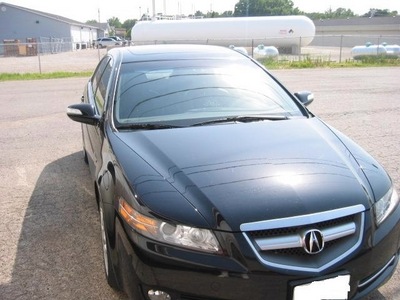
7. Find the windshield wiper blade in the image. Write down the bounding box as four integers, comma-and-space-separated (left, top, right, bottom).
116, 123, 181, 130
231, 115, 288, 122
191, 114, 288, 127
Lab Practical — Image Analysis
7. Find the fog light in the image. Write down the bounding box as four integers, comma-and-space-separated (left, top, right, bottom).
148, 289, 171, 300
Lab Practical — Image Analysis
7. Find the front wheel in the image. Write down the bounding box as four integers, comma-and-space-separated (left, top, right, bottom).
99, 201, 119, 290
83, 148, 88, 164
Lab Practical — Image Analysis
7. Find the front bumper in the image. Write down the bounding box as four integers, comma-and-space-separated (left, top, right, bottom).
115, 205, 400, 300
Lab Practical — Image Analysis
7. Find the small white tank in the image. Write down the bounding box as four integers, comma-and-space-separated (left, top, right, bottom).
351, 43, 387, 59
384, 44, 400, 56
253, 44, 279, 57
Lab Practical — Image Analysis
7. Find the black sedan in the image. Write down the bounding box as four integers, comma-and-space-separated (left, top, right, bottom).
67, 44, 400, 300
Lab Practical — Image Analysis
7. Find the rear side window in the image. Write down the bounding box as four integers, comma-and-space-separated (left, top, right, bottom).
91, 57, 113, 114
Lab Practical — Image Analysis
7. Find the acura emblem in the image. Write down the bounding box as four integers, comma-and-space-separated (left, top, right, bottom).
303, 229, 324, 254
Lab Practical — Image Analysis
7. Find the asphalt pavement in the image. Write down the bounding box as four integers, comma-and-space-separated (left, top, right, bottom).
0, 67, 399, 299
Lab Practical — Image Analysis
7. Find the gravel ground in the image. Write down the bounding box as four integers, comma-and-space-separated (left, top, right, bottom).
0, 48, 108, 73
0, 51, 399, 299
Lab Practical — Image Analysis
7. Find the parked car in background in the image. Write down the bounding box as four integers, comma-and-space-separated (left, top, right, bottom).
109, 36, 128, 45
95, 37, 121, 48
67, 44, 400, 300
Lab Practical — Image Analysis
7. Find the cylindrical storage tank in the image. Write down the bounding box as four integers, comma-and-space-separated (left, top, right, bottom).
385, 44, 400, 56
253, 44, 279, 57
351, 45, 387, 59
131, 16, 315, 48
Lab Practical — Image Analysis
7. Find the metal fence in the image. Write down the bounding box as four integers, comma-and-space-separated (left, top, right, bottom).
0, 34, 399, 74
0, 37, 77, 56
37, 37, 75, 54
308, 34, 400, 62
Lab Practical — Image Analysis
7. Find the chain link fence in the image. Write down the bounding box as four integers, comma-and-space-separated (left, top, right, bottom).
0, 35, 399, 74
0, 37, 77, 57
38, 37, 75, 54
309, 34, 400, 62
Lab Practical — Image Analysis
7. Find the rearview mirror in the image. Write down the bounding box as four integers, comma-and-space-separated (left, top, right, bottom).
294, 91, 314, 106
66, 103, 100, 125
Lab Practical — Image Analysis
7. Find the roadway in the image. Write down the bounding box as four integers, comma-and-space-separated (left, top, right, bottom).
0, 67, 399, 299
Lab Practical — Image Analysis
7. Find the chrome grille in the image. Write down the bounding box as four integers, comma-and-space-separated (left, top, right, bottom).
241, 205, 365, 273
248, 215, 354, 239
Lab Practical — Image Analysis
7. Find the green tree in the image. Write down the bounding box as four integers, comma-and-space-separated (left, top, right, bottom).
85, 20, 98, 25
234, 0, 302, 17
305, 7, 356, 20
122, 19, 136, 39
107, 17, 122, 36
194, 10, 205, 18
220, 11, 234, 17
202, 11, 219, 18
304, 12, 326, 20
122, 19, 136, 30
362, 8, 398, 17
322, 7, 356, 19
107, 17, 122, 28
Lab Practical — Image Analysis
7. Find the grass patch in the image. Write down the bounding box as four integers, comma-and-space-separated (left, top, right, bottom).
0, 71, 92, 81
259, 55, 400, 69
1, 55, 399, 81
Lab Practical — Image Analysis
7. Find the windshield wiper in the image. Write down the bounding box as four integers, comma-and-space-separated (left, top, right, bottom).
116, 123, 181, 130
116, 115, 288, 130
191, 114, 288, 127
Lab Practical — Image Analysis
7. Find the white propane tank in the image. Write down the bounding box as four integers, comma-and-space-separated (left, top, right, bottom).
131, 16, 315, 49
253, 44, 279, 57
351, 43, 387, 59
385, 44, 400, 56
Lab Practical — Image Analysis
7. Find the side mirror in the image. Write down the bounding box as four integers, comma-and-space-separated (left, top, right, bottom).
66, 103, 100, 125
294, 91, 314, 106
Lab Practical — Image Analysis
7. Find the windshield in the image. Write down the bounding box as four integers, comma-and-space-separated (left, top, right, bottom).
114, 59, 304, 127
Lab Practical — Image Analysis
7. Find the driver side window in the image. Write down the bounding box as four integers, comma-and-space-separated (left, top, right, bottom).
91, 56, 113, 115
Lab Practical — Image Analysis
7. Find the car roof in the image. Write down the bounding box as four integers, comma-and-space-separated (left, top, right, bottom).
108, 44, 247, 63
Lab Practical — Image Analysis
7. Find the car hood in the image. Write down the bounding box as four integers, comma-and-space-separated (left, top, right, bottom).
114, 118, 390, 231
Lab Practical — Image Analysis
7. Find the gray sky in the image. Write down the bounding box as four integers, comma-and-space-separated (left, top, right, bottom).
3, 0, 400, 22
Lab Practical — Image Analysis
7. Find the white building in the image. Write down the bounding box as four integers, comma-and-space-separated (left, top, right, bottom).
0, 2, 104, 55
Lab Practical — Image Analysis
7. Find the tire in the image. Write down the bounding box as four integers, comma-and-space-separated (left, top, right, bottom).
99, 201, 119, 290
81, 130, 88, 164
115, 218, 144, 300
83, 148, 89, 164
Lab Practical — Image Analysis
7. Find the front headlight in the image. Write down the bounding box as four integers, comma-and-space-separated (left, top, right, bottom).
119, 198, 221, 254
374, 187, 399, 226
